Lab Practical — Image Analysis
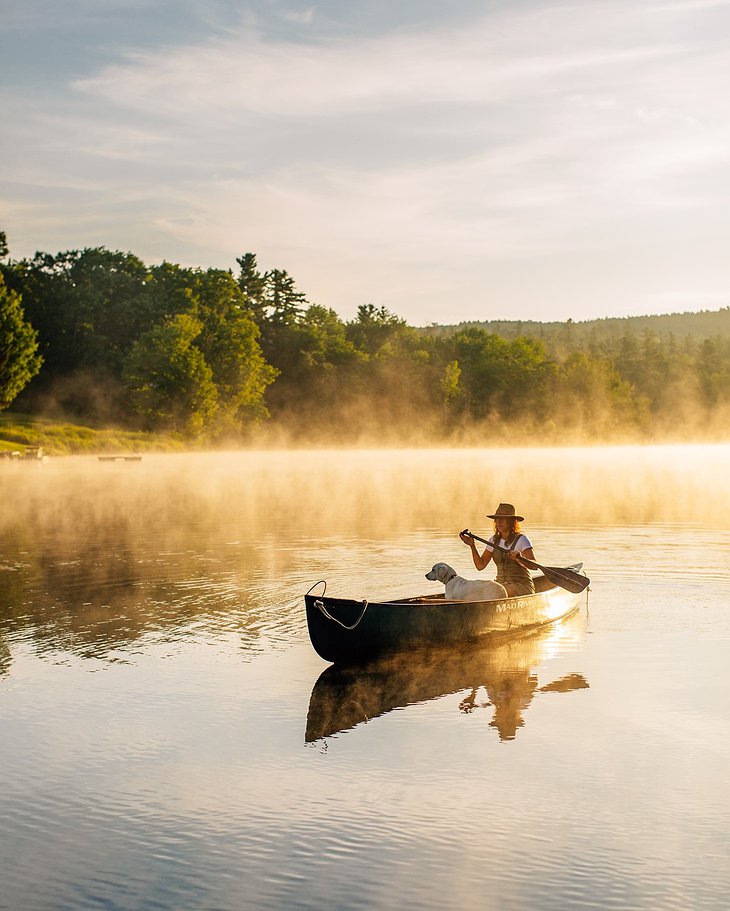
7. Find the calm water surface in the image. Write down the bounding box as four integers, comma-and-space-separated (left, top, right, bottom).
1, 446, 729, 910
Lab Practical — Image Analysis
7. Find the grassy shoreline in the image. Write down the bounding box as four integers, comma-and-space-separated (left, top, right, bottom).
0, 414, 186, 456
4, 413, 730, 456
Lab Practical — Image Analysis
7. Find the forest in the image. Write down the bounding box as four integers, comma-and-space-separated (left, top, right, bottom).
1, 230, 729, 445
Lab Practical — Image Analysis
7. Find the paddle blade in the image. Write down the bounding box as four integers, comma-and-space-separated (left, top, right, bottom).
541, 565, 590, 593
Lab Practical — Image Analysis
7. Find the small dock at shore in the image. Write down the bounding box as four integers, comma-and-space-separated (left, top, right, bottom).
1, 447, 48, 462
98, 455, 143, 462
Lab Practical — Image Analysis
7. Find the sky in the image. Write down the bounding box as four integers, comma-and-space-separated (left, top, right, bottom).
3, 0, 730, 325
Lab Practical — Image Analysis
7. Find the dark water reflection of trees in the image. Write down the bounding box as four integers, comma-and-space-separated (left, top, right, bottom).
0, 499, 279, 667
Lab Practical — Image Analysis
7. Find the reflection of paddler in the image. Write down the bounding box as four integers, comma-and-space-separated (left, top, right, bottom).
305, 614, 588, 743
459, 670, 589, 741
459, 669, 540, 741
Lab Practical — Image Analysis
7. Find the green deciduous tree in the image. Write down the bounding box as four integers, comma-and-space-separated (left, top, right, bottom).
443, 328, 556, 425
122, 313, 218, 436
346, 304, 408, 355
5, 248, 151, 376
440, 359, 461, 406
0, 274, 43, 410
261, 304, 366, 428
191, 268, 278, 429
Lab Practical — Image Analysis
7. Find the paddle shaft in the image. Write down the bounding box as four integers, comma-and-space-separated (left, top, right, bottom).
461, 529, 590, 593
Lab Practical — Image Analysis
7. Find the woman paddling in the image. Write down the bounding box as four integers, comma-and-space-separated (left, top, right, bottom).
459, 502, 536, 596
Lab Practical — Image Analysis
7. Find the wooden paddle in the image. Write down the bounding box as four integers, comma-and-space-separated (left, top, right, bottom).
460, 529, 590, 594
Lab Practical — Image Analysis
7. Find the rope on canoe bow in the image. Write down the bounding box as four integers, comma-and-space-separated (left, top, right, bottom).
306, 580, 370, 629
315, 598, 369, 630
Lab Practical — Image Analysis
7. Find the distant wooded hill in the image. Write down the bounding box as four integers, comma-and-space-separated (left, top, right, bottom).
423, 308, 730, 353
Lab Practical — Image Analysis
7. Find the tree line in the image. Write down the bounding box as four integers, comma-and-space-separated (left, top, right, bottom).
430, 308, 730, 350
1, 232, 729, 444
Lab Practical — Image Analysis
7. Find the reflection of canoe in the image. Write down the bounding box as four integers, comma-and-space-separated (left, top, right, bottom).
305, 566, 587, 664
306, 616, 589, 742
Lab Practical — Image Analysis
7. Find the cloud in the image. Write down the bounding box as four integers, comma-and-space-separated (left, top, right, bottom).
72, 8, 683, 120
2, 0, 166, 29
656, 0, 730, 10
278, 6, 315, 26
65, 1, 730, 190
5, 0, 730, 320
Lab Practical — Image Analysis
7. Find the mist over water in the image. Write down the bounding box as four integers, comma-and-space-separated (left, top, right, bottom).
1, 445, 729, 910
4, 442, 730, 546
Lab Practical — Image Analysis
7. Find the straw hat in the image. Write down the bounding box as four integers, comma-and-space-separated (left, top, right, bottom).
486, 502, 524, 522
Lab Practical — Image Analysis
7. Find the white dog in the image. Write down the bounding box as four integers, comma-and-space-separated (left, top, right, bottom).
425, 562, 508, 601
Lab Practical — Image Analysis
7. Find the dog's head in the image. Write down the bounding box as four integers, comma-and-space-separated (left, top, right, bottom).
426, 562, 457, 585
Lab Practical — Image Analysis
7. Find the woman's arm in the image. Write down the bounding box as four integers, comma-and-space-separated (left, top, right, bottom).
459, 530, 493, 570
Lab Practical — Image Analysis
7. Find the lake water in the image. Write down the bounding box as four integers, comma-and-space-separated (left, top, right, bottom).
1, 446, 729, 911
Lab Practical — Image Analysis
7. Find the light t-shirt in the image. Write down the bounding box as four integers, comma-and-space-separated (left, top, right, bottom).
486, 533, 532, 554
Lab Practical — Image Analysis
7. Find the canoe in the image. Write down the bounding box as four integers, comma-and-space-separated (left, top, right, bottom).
305, 614, 589, 742
305, 564, 587, 665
